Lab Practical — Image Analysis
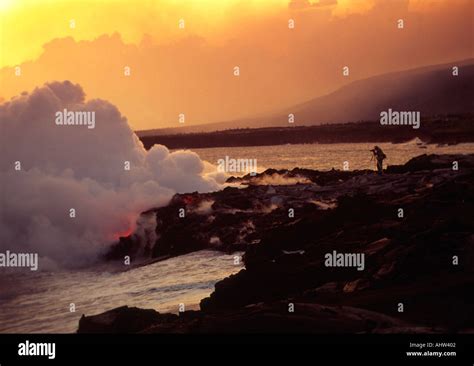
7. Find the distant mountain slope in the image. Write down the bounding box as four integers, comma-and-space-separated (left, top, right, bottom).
288, 58, 474, 126
137, 59, 474, 136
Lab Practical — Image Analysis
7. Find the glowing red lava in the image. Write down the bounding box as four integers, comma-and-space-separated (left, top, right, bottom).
114, 228, 133, 239
182, 195, 195, 205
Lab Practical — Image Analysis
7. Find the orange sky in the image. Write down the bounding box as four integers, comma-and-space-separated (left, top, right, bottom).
1, 0, 473, 129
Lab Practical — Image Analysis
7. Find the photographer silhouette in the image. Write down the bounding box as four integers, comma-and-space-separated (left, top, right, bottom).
370, 146, 386, 174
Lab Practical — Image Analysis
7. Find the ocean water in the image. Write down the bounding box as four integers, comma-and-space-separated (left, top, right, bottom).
2, 141, 474, 334
193, 140, 474, 173
0, 250, 243, 333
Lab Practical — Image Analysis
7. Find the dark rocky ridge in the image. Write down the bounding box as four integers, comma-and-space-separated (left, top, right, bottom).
86, 154, 474, 333
139, 116, 474, 149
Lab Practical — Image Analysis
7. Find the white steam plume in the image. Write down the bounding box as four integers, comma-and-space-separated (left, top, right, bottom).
0, 81, 225, 268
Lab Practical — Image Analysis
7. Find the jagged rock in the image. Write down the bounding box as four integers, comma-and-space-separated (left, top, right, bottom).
386, 154, 474, 173
373, 261, 396, 280
77, 306, 177, 333
308, 282, 340, 294
343, 279, 370, 293
365, 238, 391, 256
79, 302, 434, 334
94, 154, 474, 333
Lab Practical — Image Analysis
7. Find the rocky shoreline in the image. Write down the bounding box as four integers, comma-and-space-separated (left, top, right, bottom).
80, 154, 474, 333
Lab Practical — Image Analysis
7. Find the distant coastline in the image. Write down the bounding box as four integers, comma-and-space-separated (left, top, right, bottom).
138, 114, 474, 150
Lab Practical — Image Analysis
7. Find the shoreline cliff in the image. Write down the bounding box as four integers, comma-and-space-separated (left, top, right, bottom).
79, 154, 474, 333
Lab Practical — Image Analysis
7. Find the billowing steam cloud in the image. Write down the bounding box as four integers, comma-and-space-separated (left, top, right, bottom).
0, 81, 225, 268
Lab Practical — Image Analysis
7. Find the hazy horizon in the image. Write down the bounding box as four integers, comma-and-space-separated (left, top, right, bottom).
1, 0, 473, 130
135, 57, 474, 133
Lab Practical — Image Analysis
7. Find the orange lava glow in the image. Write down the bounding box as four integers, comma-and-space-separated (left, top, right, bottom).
114, 228, 133, 239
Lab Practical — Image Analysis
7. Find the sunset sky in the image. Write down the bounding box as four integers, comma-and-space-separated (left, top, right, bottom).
1, 0, 472, 130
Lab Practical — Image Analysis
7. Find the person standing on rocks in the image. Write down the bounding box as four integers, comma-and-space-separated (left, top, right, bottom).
370, 146, 386, 174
